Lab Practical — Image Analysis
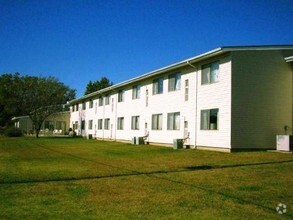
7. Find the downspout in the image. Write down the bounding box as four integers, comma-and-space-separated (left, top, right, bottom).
186, 60, 198, 149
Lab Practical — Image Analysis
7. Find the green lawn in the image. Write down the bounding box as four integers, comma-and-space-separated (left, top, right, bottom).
0, 137, 292, 219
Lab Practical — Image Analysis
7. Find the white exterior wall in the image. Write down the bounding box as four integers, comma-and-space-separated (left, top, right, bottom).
196, 56, 232, 149
69, 56, 232, 148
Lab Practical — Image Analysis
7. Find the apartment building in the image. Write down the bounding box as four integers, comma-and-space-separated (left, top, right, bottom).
69, 45, 293, 152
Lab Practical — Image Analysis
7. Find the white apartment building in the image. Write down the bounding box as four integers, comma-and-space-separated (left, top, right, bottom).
69, 45, 293, 152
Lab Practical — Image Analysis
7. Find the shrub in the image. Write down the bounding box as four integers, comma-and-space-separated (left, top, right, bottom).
5, 126, 23, 137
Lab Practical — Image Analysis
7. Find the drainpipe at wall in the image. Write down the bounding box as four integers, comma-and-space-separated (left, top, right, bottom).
186, 60, 198, 149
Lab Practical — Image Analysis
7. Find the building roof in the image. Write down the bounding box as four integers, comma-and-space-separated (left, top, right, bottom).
69, 45, 293, 104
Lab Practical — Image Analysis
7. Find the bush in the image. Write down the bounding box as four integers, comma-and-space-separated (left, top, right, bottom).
5, 126, 23, 137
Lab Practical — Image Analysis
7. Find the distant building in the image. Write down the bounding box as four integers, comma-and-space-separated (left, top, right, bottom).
68, 45, 293, 152
12, 111, 70, 135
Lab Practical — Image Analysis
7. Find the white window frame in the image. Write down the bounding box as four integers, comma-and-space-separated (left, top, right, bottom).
131, 116, 140, 130
153, 78, 163, 95
97, 119, 103, 130
118, 90, 125, 102
201, 61, 219, 85
168, 72, 181, 92
167, 112, 180, 130
152, 114, 163, 130
117, 117, 124, 130
200, 108, 219, 130
104, 118, 110, 130
132, 85, 141, 99
88, 120, 93, 130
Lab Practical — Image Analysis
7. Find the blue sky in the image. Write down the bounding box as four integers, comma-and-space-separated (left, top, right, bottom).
1, 0, 292, 97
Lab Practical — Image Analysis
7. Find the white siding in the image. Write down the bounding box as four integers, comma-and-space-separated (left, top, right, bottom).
196, 56, 232, 149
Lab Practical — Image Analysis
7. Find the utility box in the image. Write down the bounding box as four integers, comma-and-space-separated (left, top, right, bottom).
173, 139, 183, 150
136, 137, 144, 145
276, 135, 293, 152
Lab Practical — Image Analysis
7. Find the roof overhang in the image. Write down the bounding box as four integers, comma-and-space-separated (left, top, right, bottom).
69, 45, 293, 104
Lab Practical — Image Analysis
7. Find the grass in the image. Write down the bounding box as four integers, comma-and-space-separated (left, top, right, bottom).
0, 136, 292, 219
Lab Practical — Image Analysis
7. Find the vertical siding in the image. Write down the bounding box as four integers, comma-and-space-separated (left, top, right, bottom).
231, 50, 293, 149
196, 56, 232, 149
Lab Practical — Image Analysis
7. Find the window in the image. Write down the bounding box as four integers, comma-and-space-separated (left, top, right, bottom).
153, 78, 163, 95
185, 79, 189, 101
81, 120, 85, 130
118, 90, 125, 102
97, 119, 103, 130
104, 118, 110, 130
105, 95, 110, 105
201, 61, 219, 84
131, 116, 140, 130
89, 100, 93, 108
117, 117, 124, 130
73, 121, 78, 130
167, 112, 180, 130
76, 104, 79, 111
82, 102, 86, 110
200, 108, 219, 130
45, 121, 54, 130
71, 105, 75, 112
152, 114, 162, 130
98, 97, 103, 106
88, 120, 93, 130
168, 73, 181, 91
132, 85, 141, 99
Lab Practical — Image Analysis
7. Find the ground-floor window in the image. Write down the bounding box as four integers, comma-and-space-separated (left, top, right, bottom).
104, 119, 110, 130
167, 112, 180, 130
131, 116, 140, 130
200, 108, 219, 130
117, 117, 124, 130
88, 120, 93, 130
152, 114, 162, 130
97, 119, 103, 130
81, 120, 85, 130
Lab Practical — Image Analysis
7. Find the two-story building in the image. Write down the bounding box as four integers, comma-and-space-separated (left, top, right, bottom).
69, 45, 293, 152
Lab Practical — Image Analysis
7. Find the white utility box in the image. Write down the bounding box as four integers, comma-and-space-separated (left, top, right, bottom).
276, 135, 293, 152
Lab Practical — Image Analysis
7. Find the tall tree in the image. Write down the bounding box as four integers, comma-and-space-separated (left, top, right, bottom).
84, 77, 113, 95
0, 73, 76, 136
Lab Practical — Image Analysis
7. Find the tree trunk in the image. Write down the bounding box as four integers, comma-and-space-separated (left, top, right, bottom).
35, 129, 40, 138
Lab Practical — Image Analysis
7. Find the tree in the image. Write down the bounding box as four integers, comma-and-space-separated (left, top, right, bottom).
84, 77, 113, 95
0, 73, 76, 137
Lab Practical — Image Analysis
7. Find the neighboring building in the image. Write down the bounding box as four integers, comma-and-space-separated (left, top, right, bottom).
68, 45, 293, 152
12, 111, 70, 135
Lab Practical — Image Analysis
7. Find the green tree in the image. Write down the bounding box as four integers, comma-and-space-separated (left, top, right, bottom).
84, 77, 113, 95
0, 73, 76, 137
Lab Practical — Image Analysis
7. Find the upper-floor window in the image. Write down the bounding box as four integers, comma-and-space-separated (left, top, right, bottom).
168, 73, 181, 91
98, 97, 103, 106
82, 102, 86, 110
167, 112, 180, 130
201, 61, 219, 85
118, 90, 125, 102
71, 105, 75, 112
105, 95, 110, 105
132, 85, 141, 99
131, 116, 140, 130
117, 117, 124, 130
89, 100, 93, 108
153, 78, 163, 95
76, 104, 79, 111
152, 113, 162, 130
200, 108, 219, 130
